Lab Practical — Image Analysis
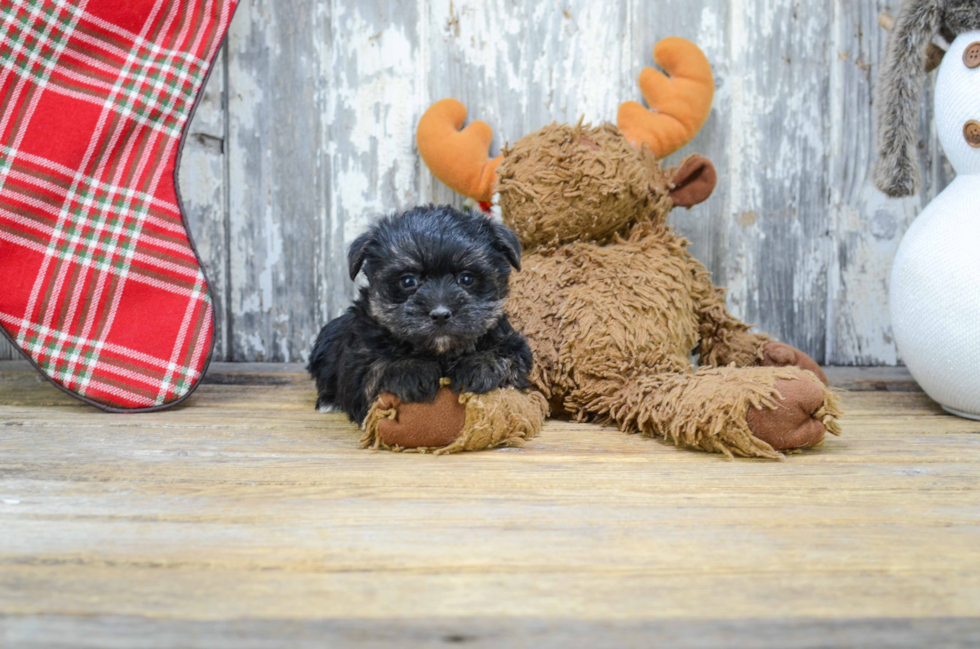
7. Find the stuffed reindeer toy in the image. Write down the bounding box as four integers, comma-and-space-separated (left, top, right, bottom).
364, 37, 842, 457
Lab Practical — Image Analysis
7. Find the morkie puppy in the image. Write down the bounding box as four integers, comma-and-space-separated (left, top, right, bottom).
307, 205, 533, 424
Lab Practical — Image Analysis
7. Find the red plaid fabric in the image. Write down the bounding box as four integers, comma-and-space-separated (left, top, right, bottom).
0, 0, 236, 410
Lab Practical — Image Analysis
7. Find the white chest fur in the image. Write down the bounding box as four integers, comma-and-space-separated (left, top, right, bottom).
890, 31, 980, 419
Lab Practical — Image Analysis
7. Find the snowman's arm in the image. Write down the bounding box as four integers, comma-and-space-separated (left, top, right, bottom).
873, 0, 942, 197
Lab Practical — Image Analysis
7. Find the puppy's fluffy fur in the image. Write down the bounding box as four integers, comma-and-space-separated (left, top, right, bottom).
875, 0, 980, 197
307, 205, 533, 424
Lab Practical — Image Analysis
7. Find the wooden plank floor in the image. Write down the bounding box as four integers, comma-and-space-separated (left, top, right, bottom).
1, 362, 979, 648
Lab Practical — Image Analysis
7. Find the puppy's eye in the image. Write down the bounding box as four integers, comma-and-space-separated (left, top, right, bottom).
458, 273, 475, 287
399, 275, 418, 290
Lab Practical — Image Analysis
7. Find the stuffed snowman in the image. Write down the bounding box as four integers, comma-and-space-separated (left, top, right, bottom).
875, 0, 980, 418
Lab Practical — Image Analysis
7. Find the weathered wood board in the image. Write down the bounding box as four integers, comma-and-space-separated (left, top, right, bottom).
0, 0, 948, 364
1, 362, 979, 647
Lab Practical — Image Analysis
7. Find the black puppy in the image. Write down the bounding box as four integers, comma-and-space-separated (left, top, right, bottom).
307, 205, 533, 424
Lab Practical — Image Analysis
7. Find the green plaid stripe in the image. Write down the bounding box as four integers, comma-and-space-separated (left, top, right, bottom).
27, 154, 158, 347
0, 145, 184, 218
1, 0, 94, 366
0, 0, 80, 180
57, 0, 188, 389
26, 1, 171, 371
0, 201, 208, 286
54, 182, 145, 271
77, 10, 208, 71
104, 32, 205, 138
0, 3, 75, 76
2, 315, 203, 387
1, 2, 206, 139
72, 18, 207, 83
156, 274, 209, 403
23, 321, 103, 383
53, 1, 179, 380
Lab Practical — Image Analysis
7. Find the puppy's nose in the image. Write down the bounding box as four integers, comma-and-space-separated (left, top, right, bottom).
429, 306, 452, 325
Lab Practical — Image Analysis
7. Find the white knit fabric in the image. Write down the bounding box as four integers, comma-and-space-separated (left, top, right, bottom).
890, 31, 980, 419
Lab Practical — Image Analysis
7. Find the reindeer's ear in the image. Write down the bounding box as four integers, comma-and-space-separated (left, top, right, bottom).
347, 231, 374, 281
873, 0, 942, 198
489, 220, 522, 270
669, 155, 717, 208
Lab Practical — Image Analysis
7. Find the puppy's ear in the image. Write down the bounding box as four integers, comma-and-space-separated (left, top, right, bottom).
347, 231, 374, 281
490, 221, 522, 271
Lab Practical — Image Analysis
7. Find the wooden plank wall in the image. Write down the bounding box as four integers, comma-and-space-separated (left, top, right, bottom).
0, 0, 950, 364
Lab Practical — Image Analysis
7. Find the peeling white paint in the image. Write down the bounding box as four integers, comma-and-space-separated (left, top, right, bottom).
258, 217, 283, 312
241, 331, 267, 357
328, 1, 421, 305
527, 1, 626, 129
697, 6, 723, 54
823, 0, 942, 365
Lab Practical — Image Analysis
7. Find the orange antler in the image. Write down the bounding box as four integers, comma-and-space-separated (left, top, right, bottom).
417, 99, 502, 202
617, 37, 714, 159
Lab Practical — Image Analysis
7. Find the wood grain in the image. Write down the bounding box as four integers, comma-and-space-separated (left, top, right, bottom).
3, 616, 979, 649
1, 363, 979, 646
181, 48, 231, 361
223, 0, 331, 362
327, 1, 422, 320
825, 0, 947, 365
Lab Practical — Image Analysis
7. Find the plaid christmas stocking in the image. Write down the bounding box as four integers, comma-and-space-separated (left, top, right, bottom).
0, 1, 236, 411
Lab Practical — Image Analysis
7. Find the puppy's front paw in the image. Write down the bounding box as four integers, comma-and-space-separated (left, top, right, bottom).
448, 357, 510, 395
450, 370, 498, 395
376, 360, 442, 404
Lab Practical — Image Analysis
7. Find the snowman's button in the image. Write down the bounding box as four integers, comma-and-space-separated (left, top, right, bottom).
964, 42, 980, 69
964, 121, 980, 148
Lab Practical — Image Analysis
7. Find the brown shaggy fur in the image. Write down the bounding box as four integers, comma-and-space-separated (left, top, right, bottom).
501, 122, 841, 458
498, 122, 673, 248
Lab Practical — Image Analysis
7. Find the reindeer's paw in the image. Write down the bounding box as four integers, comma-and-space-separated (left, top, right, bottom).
759, 341, 828, 385
745, 374, 840, 451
